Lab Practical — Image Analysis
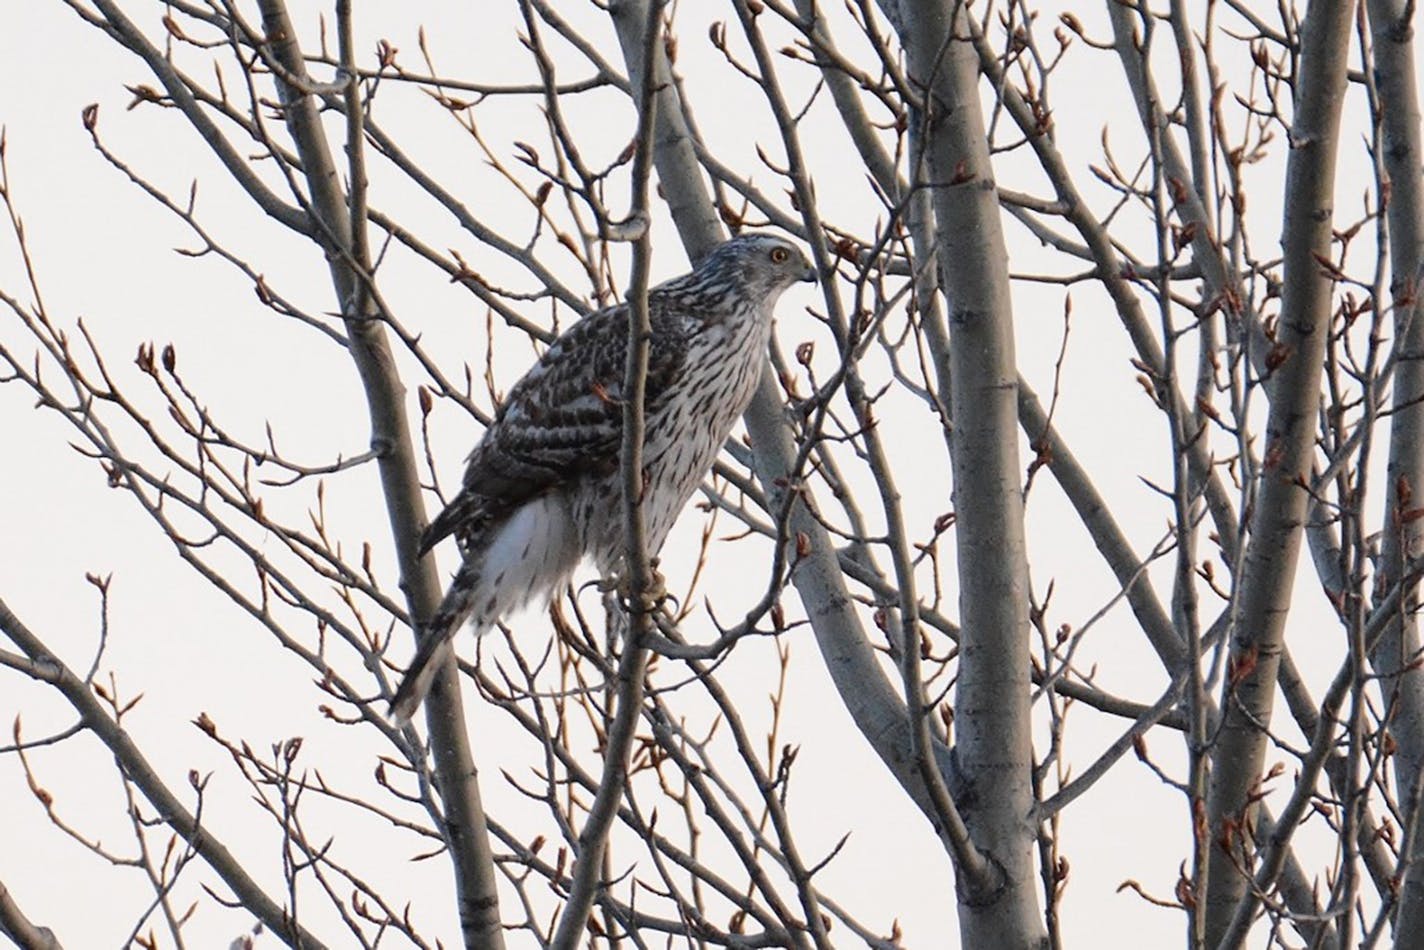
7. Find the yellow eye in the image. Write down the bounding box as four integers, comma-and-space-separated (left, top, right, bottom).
770, 246, 790, 264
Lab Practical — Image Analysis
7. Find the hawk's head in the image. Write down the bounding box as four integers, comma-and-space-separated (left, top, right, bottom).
688, 233, 817, 299
654, 233, 815, 316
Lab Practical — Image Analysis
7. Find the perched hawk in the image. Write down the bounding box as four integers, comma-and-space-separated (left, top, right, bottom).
391, 234, 815, 722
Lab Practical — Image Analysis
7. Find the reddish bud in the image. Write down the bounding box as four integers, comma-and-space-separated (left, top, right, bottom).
376, 39, 398, 69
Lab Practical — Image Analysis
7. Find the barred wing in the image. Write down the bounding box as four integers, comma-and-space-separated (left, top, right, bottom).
418, 301, 687, 555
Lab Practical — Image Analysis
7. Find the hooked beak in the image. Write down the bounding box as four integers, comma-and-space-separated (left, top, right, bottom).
799, 265, 818, 283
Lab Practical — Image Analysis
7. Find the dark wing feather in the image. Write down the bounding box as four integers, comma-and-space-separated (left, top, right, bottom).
419, 299, 688, 556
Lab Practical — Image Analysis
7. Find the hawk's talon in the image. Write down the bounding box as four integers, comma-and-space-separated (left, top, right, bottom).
606, 564, 668, 615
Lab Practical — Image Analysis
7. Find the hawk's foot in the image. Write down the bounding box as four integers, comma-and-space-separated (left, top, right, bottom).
601, 560, 667, 616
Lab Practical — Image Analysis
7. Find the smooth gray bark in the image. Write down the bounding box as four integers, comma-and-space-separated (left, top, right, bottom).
1365, 2, 1424, 944
1203, 3, 1356, 945
881, 0, 1047, 944
0, 879, 59, 950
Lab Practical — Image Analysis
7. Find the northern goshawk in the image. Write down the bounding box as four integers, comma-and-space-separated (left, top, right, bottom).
391, 233, 815, 722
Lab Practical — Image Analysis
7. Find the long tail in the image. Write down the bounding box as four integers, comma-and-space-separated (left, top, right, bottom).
389, 558, 483, 725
